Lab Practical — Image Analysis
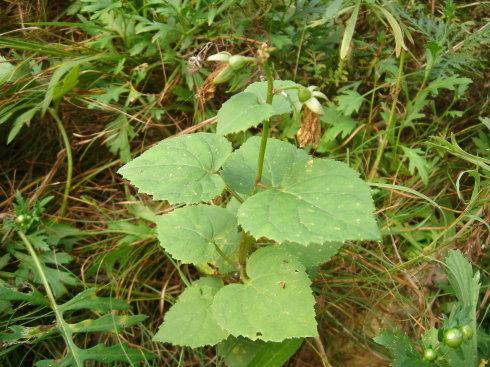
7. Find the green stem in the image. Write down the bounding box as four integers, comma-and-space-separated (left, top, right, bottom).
18, 230, 83, 367
226, 187, 244, 203
236, 59, 275, 282
212, 243, 240, 273
238, 233, 252, 281
48, 107, 73, 219
368, 50, 405, 180
254, 60, 274, 187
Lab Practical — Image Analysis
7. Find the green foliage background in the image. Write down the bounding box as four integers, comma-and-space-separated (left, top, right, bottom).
0, 0, 488, 366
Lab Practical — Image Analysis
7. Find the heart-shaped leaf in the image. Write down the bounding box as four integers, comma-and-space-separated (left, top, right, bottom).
244, 80, 301, 115
156, 205, 240, 272
223, 137, 380, 244
221, 136, 303, 196
281, 242, 343, 269
212, 247, 318, 342
217, 92, 275, 136
154, 277, 228, 348
118, 133, 232, 204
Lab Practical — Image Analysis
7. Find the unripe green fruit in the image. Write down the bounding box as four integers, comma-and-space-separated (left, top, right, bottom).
298, 87, 312, 103
16, 215, 26, 223
443, 328, 463, 348
460, 324, 473, 340
423, 348, 437, 361
213, 65, 234, 84
228, 55, 254, 71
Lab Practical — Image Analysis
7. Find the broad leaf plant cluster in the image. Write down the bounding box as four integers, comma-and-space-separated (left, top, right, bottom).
119, 44, 381, 349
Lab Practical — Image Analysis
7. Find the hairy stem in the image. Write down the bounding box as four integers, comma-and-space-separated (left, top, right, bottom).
368, 50, 405, 180
18, 230, 83, 367
48, 107, 73, 219
254, 59, 274, 187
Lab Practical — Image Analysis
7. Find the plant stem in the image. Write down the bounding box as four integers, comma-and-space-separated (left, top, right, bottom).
238, 233, 252, 281
254, 59, 274, 187
226, 187, 244, 203
18, 230, 83, 367
368, 50, 405, 180
212, 243, 240, 273
237, 58, 275, 281
48, 107, 73, 219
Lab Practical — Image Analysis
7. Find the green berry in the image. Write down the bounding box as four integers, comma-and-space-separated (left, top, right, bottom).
298, 87, 312, 103
16, 215, 26, 223
443, 328, 463, 348
460, 324, 473, 340
423, 348, 437, 361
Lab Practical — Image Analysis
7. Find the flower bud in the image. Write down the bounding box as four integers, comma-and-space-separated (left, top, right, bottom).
298, 87, 313, 103
207, 52, 231, 62
228, 55, 255, 70
212, 64, 235, 84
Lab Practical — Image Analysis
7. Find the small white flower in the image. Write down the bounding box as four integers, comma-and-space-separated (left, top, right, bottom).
300, 86, 327, 115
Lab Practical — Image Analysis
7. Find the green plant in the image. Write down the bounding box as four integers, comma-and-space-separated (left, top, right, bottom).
118, 44, 380, 362
0, 194, 153, 366
374, 250, 485, 366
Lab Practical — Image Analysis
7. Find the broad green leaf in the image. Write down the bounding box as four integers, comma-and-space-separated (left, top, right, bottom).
280, 242, 343, 269
118, 133, 232, 204
340, 1, 360, 60
212, 247, 318, 342
224, 137, 380, 244
154, 277, 228, 347
69, 314, 147, 333
221, 136, 304, 196
244, 80, 301, 116
156, 205, 240, 272
218, 336, 303, 367
217, 92, 275, 135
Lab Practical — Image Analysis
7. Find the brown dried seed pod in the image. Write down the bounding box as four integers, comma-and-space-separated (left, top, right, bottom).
195, 63, 228, 106
297, 108, 322, 148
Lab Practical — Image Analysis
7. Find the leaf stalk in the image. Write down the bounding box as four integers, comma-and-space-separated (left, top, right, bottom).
18, 230, 83, 367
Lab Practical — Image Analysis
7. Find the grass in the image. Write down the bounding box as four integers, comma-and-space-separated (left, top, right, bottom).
0, 0, 488, 366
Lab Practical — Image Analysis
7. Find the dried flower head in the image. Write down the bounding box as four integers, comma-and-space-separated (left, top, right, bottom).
297, 86, 328, 147
196, 63, 228, 107
297, 107, 322, 148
